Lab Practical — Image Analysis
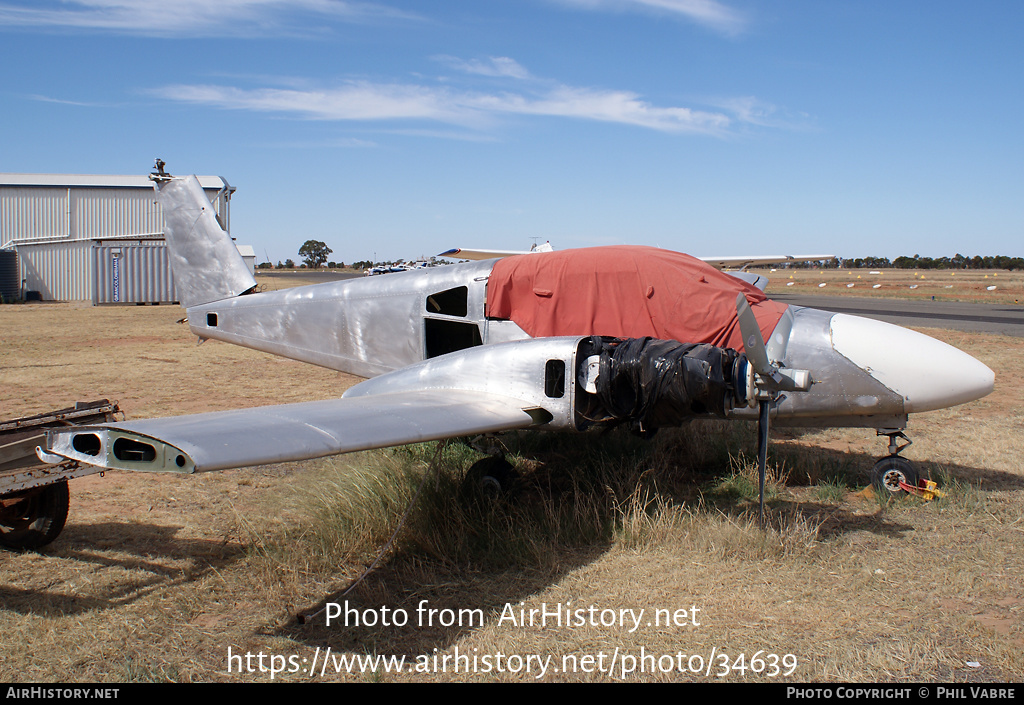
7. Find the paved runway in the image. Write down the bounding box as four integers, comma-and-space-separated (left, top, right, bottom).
772, 294, 1024, 337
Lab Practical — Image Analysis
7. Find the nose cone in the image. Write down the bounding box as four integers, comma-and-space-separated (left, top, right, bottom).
829, 314, 994, 413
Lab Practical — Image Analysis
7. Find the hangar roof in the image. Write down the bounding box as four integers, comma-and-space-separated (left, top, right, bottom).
0, 174, 231, 191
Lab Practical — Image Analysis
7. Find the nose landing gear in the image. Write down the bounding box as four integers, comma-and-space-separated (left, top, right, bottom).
871, 429, 919, 496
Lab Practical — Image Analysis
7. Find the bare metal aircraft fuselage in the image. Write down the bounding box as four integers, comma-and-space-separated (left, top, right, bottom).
185, 255, 985, 433
44, 173, 993, 482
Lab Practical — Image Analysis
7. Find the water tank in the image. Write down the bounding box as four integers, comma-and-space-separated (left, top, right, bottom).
0, 250, 19, 300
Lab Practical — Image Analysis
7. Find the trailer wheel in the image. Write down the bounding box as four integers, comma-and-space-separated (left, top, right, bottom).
0, 480, 69, 551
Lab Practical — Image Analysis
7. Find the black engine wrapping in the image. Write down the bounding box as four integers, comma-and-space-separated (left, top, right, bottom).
584, 336, 748, 435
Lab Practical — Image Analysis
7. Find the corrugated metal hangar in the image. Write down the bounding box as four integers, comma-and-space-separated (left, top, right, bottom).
0, 173, 254, 304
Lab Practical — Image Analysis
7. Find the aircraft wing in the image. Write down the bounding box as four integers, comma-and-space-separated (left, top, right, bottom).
440, 247, 833, 269
697, 254, 836, 270
44, 389, 540, 473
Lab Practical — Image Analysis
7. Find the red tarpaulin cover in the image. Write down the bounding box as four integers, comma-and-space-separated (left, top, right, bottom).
485, 246, 788, 351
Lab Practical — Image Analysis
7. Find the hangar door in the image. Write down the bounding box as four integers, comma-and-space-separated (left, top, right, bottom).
93, 245, 177, 305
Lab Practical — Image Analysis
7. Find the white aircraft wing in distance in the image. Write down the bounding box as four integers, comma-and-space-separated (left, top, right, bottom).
698, 254, 837, 270
440, 244, 834, 271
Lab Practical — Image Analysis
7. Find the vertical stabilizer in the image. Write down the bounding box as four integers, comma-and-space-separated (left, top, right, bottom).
153, 174, 257, 308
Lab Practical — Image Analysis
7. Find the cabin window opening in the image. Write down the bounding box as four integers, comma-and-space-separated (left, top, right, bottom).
207, 313, 218, 327
425, 319, 482, 358
425, 286, 468, 317
545, 359, 566, 398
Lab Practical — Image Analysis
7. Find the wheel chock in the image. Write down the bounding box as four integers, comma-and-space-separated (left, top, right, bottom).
897, 478, 945, 500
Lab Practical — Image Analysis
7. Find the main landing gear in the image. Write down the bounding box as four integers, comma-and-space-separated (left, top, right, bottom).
870, 429, 919, 495
464, 456, 519, 497
460, 436, 519, 498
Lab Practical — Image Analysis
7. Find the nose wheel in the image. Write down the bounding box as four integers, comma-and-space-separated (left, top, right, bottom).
871, 429, 918, 495
870, 455, 919, 495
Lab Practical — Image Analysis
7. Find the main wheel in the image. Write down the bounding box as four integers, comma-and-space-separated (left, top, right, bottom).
870, 456, 919, 495
462, 456, 519, 498
0, 480, 70, 550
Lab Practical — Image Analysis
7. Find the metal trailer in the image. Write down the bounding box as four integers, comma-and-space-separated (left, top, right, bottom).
0, 400, 120, 550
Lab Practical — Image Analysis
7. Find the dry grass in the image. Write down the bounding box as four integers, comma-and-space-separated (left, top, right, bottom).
1, 284, 1022, 683
764, 267, 1024, 304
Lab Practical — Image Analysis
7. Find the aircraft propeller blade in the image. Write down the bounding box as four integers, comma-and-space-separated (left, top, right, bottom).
735, 294, 810, 397
757, 399, 770, 528
736, 293, 784, 387
736, 293, 780, 528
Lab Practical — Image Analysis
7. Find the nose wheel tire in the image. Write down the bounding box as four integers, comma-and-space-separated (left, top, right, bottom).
870, 455, 919, 495
0, 480, 70, 551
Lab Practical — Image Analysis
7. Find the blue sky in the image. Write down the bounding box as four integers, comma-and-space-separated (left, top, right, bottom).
1, 1, 1021, 264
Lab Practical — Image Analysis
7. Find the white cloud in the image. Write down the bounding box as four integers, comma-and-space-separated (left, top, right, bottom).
0, 0, 413, 36
27, 93, 105, 107
268, 137, 379, 149
704, 96, 814, 131
157, 82, 489, 127
552, 0, 747, 34
154, 79, 735, 135
470, 86, 731, 133
709, 96, 775, 126
433, 56, 532, 80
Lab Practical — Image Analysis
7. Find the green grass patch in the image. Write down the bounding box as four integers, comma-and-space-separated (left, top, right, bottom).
261, 422, 852, 578
813, 476, 851, 503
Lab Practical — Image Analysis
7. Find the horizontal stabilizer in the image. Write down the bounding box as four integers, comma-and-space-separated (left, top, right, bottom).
439, 247, 534, 261
45, 390, 539, 473
725, 270, 769, 291
438, 242, 553, 261
154, 174, 257, 307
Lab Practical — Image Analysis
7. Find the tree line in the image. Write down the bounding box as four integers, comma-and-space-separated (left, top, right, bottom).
834, 254, 1024, 270
264, 241, 1024, 271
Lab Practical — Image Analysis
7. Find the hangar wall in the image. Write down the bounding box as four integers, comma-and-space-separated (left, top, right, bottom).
15, 241, 95, 301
